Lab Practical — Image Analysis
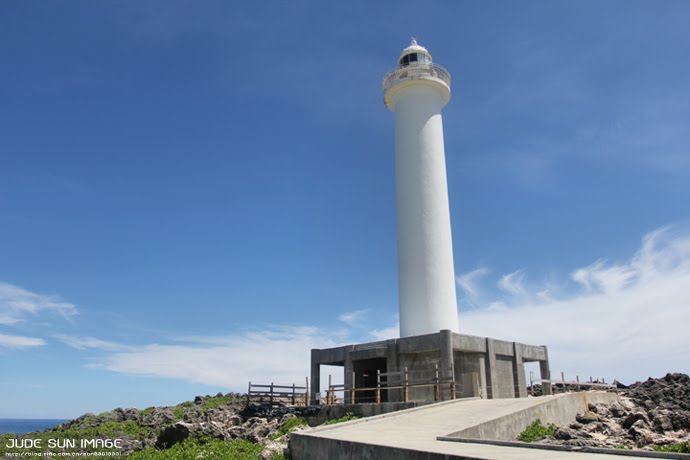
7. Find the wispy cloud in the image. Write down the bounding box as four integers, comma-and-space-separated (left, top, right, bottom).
459, 226, 690, 383
370, 325, 398, 341
90, 326, 339, 389
456, 267, 490, 299
337, 309, 368, 327
498, 269, 528, 296
0, 333, 45, 349
55, 335, 130, 352
0, 282, 77, 325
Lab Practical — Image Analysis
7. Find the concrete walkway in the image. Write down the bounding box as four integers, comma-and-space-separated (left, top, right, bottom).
290, 396, 658, 459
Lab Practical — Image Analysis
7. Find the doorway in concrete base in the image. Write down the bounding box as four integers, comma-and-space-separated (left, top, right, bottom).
353, 358, 388, 403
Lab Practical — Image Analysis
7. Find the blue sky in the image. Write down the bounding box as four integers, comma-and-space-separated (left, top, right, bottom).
1, 1, 689, 418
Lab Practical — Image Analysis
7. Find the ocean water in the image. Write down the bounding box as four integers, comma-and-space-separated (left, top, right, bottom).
0, 419, 68, 434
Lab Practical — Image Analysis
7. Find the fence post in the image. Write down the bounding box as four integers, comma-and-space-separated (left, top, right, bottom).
328, 374, 332, 404
434, 364, 440, 401
449, 364, 455, 400
576, 375, 580, 392
247, 381, 251, 407
351, 371, 356, 405
270, 382, 274, 406
403, 367, 409, 403
292, 383, 296, 405
376, 369, 381, 404
305, 377, 309, 406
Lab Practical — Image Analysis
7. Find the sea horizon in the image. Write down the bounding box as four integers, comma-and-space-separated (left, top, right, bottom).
0, 419, 69, 435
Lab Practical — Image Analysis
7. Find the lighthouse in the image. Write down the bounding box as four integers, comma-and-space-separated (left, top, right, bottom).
307, 41, 552, 405
383, 39, 459, 338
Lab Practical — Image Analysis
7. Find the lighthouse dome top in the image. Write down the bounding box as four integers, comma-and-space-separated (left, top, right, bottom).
383, 39, 451, 111
398, 38, 433, 67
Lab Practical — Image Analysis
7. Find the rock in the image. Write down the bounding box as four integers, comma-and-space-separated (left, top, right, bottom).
621, 411, 647, 429
669, 410, 690, 430
260, 440, 286, 460
576, 412, 600, 424
619, 398, 635, 411
156, 422, 192, 449
554, 427, 578, 440
228, 415, 243, 427
613, 379, 629, 389
537, 373, 690, 452
194, 395, 204, 404
608, 402, 627, 418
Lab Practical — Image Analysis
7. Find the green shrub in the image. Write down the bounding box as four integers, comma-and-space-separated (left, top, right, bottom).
128, 438, 262, 460
271, 417, 307, 439
200, 393, 238, 411
171, 406, 185, 420
654, 442, 690, 453
322, 412, 360, 426
517, 419, 557, 442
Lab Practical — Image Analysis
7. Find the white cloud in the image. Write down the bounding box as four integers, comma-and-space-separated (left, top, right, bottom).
0, 282, 77, 325
498, 269, 528, 296
55, 335, 130, 351
91, 326, 339, 390
337, 309, 368, 326
459, 226, 690, 384
0, 333, 45, 348
370, 325, 398, 341
456, 267, 490, 298
80, 226, 690, 388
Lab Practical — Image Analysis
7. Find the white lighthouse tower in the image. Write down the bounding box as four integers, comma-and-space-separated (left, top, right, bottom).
383, 39, 459, 338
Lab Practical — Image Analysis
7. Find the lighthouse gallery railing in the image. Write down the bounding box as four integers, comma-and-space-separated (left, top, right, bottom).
382, 63, 451, 93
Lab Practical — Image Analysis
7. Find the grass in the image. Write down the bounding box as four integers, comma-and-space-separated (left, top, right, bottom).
200, 393, 239, 411
322, 412, 360, 426
128, 438, 263, 460
654, 442, 690, 453
270, 417, 307, 439
516, 419, 558, 442
171, 406, 185, 420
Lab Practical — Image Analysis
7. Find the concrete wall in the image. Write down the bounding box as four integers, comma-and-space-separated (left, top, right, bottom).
398, 350, 441, 402
306, 401, 428, 426
445, 392, 620, 441
289, 435, 478, 460
494, 356, 516, 399
310, 332, 551, 405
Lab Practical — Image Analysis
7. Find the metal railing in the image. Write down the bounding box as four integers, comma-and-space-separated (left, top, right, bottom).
382, 63, 451, 93
530, 371, 618, 396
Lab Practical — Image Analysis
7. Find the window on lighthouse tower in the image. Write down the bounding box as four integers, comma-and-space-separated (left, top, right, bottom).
400, 53, 430, 67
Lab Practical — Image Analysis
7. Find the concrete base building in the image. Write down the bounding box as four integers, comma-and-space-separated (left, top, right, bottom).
310, 330, 551, 404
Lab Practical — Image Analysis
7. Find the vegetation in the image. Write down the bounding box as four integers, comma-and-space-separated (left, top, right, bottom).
0, 394, 368, 459
271, 417, 307, 439
128, 438, 262, 460
200, 393, 239, 411
322, 412, 360, 426
654, 441, 690, 453
516, 419, 558, 442
171, 406, 185, 420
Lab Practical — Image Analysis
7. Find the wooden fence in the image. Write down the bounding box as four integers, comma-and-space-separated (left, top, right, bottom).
324, 364, 457, 404
246, 378, 309, 406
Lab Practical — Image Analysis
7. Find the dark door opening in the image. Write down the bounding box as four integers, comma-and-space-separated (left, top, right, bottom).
353, 358, 388, 403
